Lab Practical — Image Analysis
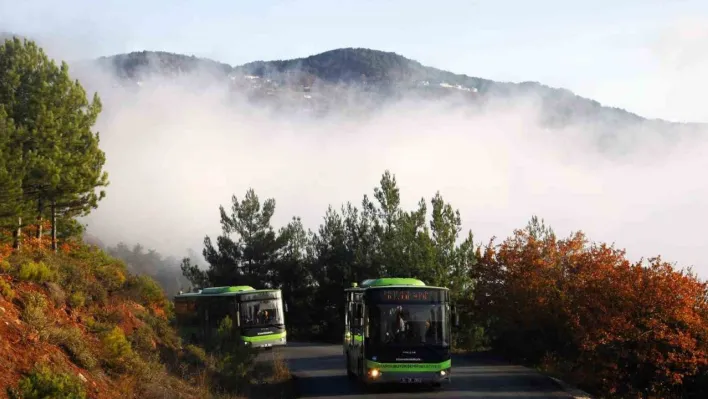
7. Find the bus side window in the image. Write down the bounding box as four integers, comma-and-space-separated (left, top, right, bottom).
346, 303, 351, 329
234, 299, 240, 327
352, 303, 363, 328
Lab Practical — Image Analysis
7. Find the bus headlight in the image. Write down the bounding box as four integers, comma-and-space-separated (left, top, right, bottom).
440, 368, 450, 377
369, 368, 381, 378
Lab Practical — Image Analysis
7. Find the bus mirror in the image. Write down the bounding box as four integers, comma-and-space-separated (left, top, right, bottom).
284, 302, 289, 313
454, 313, 460, 328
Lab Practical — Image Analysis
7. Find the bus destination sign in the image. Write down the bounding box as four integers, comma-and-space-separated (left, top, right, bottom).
383, 290, 431, 301
370, 288, 447, 303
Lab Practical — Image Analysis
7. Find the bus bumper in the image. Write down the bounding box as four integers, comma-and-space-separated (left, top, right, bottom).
243, 337, 287, 349
364, 369, 452, 385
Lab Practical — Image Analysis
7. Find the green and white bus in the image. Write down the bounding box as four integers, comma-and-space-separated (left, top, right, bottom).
174, 285, 287, 349
343, 278, 459, 387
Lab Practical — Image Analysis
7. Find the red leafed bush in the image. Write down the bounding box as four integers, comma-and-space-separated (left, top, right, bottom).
473, 225, 708, 398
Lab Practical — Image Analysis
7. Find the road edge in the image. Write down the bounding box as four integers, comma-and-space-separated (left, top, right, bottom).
290, 374, 302, 398
546, 376, 594, 399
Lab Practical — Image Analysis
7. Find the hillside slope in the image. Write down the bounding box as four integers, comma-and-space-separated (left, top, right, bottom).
0, 240, 192, 398
0, 236, 291, 399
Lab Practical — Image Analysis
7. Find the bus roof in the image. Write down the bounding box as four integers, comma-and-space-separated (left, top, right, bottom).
174, 286, 282, 299
344, 277, 448, 292
362, 278, 426, 287
201, 286, 255, 294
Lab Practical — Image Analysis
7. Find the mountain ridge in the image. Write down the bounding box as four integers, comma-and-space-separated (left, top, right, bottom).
2, 33, 701, 129
94, 47, 694, 129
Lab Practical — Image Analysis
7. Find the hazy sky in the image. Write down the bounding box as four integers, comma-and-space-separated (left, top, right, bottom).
3, 1, 708, 280
3, 0, 708, 122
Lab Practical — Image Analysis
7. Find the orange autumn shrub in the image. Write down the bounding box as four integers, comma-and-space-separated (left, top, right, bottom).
0, 219, 78, 259
473, 226, 708, 398
569, 254, 708, 397
473, 229, 580, 362
0, 242, 12, 262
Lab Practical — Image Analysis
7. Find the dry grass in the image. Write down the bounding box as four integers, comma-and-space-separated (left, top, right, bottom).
243, 350, 296, 399
269, 351, 292, 383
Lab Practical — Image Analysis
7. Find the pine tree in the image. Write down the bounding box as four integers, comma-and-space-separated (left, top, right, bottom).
0, 38, 109, 250
0, 108, 29, 247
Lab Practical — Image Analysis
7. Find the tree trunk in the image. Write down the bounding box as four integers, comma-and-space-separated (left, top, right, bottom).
51, 200, 57, 252
36, 197, 43, 240
13, 216, 21, 250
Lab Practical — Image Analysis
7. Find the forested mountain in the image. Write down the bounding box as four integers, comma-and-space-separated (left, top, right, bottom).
95, 47, 702, 133
96, 50, 233, 80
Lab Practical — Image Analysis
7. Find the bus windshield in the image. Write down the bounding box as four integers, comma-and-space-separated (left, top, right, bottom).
240, 299, 284, 327
369, 303, 450, 347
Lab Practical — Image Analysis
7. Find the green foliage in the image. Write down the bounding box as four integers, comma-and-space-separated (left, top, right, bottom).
93, 307, 124, 326
0, 37, 109, 247
86, 283, 108, 306
106, 242, 191, 297
201, 188, 282, 288
95, 263, 127, 292
46, 282, 66, 307
127, 274, 167, 307
184, 170, 477, 342
0, 109, 26, 223
136, 310, 180, 349
0, 259, 10, 272
129, 324, 157, 356
213, 316, 257, 389
237, 47, 485, 87
101, 326, 134, 371
57, 261, 90, 294
84, 315, 115, 335
8, 364, 86, 399
97, 50, 232, 80
67, 291, 85, 309
0, 278, 14, 300
20, 291, 50, 340
18, 261, 55, 282
49, 326, 97, 369
183, 344, 209, 367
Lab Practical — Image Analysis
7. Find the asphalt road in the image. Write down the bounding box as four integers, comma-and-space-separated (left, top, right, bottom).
260, 342, 575, 399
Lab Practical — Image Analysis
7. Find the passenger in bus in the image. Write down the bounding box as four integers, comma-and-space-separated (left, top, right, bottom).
257, 309, 276, 324
395, 310, 406, 335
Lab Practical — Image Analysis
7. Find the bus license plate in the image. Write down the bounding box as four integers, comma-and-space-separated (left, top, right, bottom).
399, 377, 422, 383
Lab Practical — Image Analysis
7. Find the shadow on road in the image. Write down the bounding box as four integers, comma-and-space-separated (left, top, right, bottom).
288, 355, 344, 372
294, 375, 364, 397
294, 374, 563, 397
284, 343, 573, 398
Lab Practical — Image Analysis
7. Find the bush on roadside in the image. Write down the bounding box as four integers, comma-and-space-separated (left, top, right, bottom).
7, 364, 86, 399
101, 326, 134, 372
50, 326, 98, 370
473, 223, 708, 398
0, 278, 14, 300
68, 291, 86, 309
18, 261, 55, 283
20, 291, 51, 341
